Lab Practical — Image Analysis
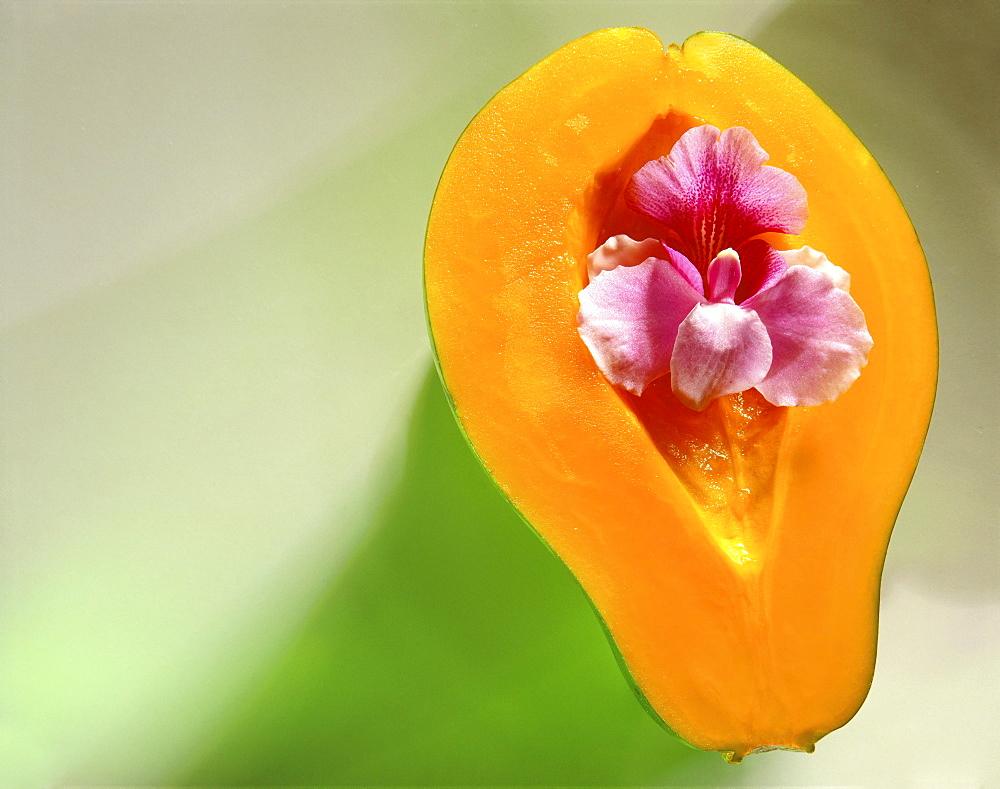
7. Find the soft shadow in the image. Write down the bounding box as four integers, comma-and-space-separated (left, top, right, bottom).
176, 368, 739, 786
756, 0, 1000, 602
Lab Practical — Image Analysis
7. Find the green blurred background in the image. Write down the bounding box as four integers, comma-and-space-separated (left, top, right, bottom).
2, 1, 997, 786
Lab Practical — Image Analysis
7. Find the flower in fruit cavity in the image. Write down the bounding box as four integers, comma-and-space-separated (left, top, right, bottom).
578, 124, 873, 411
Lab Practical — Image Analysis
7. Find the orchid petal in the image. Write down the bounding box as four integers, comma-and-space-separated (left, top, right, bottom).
626, 125, 808, 268
578, 257, 705, 395
587, 235, 705, 294
670, 302, 773, 411
587, 235, 664, 281
734, 239, 788, 303
661, 245, 705, 295
778, 246, 851, 292
746, 265, 873, 407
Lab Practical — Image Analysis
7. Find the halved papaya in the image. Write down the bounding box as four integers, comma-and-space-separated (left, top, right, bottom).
424, 28, 936, 761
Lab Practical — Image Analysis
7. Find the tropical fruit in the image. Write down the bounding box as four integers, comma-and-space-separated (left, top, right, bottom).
424, 27, 936, 761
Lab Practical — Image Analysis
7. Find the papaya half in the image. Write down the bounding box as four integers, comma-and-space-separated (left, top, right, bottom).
423, 28, 936, 762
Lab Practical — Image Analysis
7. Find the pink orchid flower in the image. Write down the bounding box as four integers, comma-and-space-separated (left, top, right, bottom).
578, 124, 873, 411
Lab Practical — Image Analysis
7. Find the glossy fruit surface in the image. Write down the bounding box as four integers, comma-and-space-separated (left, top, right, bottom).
424, 27, 936, 761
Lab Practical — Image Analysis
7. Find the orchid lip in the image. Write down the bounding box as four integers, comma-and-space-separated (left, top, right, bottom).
625, 125, 808, 271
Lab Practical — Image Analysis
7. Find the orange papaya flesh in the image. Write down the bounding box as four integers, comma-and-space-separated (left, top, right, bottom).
424, 28, 936, 761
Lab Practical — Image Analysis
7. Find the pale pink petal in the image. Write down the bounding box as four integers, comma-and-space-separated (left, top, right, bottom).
734, 239, 788, 303
707, 249, 742, 303
578, 257, 704, 395
778, 246, 851, 292
587, 235, 664, 280
587, 235, 704, 295
670, 302, 773, 411
626, 125, 808, 269
746, 265, 873, 407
